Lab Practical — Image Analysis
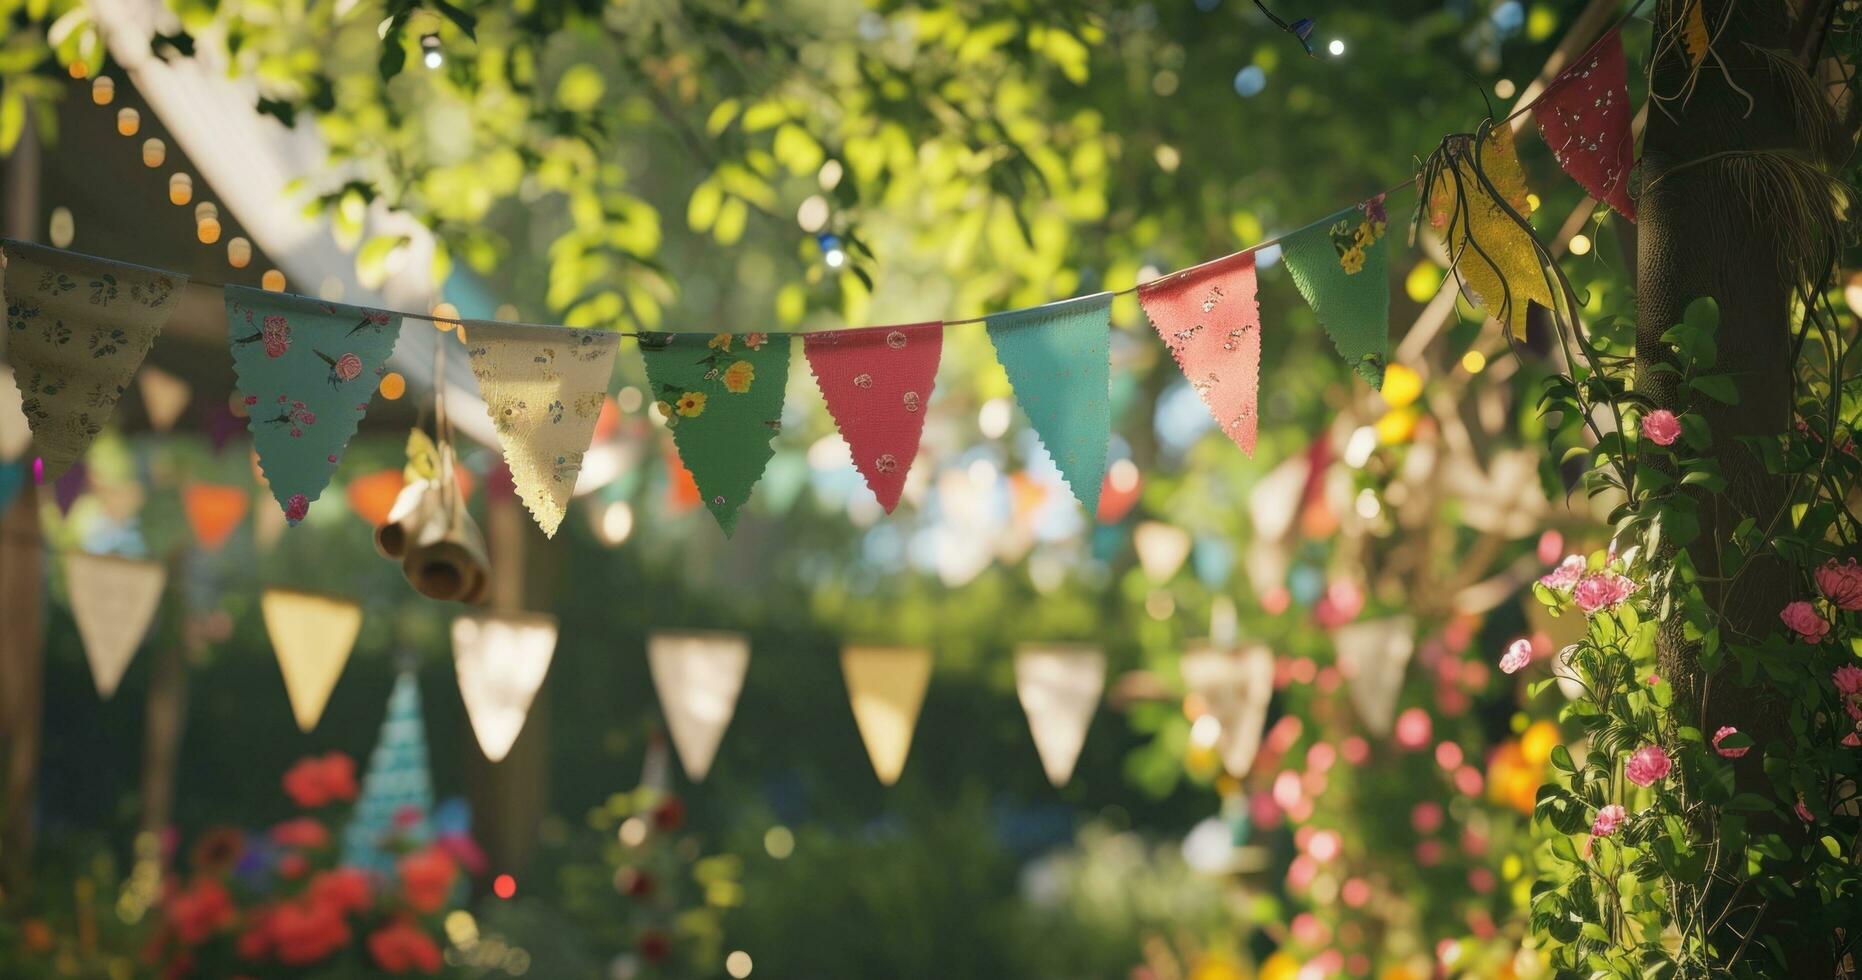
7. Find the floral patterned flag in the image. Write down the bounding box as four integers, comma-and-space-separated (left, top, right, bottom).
639, 331, 790, 535
2, 240, 185, 479
983, 294, 1112, 516
1281, 197, 1392, 388
463, 322, 620, 538
225, 286, 401, 525
1138, 252, 1262, 457
803, 322, 942, 513
1428, 127, 1555, 340
1534, 30, 1636, 221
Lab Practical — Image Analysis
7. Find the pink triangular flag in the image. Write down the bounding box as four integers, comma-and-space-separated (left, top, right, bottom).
1138, 252, 1262, 456
803, 322, 942, 513
1533, 30, 1637, 221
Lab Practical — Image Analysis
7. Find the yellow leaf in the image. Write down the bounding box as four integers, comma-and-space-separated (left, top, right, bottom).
714, 196, 748, 246
686, 181, 722, 232
742, 100, 786, 132
705, 98, 740, 136
773, 123, 825, 176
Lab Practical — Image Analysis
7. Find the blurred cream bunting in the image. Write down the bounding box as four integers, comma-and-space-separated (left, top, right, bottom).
452, 612, 558, 763
842, 645, 933, 785
1014, 644, 1106, 787
136, 366, 191, 433
262, 589, 363, 732
65, 552, 167, 699
647, 631, 750, 781
1179, 641, 1275, 778
1334, 615, 1416, 735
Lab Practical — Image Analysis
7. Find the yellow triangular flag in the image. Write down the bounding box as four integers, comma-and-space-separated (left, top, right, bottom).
1013, 644, 1105, 787
262, 589, 363, 732
65, 552, 166, 699
452, 612, 557, 763
1334, 615, 1416, 735
137, 366, 191, 432
647, 631, 750, 782
1179, 642, 1274, 779
841, 645, 932, 785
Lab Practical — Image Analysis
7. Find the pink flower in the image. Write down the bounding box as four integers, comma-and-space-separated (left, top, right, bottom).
1539, 555, 1587, 591
1843, 732, 1860, 747
1781, 600, 1831, 643
1833, 664, 1862, 697
1572, 571, 1636, 615
1640, 409, 1682, 446
1536, 530, 1564, 565
1590, 803, 1626, 837
1625, 744, 1672, 787
1498, 638, 1532, 675
1712, 726, 1748, 759
334, 353, 362, 382
261, 316, 291, 358
284, 494, 309, 525
1795, 797, 1814, 823
1816, 559, 1862, 611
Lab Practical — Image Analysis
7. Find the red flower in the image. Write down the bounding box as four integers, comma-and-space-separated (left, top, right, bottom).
308, 867, 374, 915
163, 877, 234, 945
284, 493, 310, 524
267, 898, 351, 966
397, 846, 458, 914
261, 316, 291, 358
367, 917, 444, 974
283, 753, 358, 808
235, 906, 275, 961
276, 853, 310, 881
653, 796, 686, 832
638, 929, 672, 963
270, 817, 330, 850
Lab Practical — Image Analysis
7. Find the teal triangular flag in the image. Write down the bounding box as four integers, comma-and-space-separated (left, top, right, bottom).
639, 331, 791, 535
225, 286, 402, 524
1279, 195, 1391, 388
0, 462, 21, 513
985, 293, 1111, 517
341, 671, 434, 874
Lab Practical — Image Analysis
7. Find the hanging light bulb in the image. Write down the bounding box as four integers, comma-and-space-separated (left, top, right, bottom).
115, 107, 140, 136
197, 217, 222, 244
168, 173, 193, 206
817, 232, 846, 269
421, 33, 444, 70
90, 76, 115, 106
261, 269, 287, 292
226, 236, 252, 269
141, 138, 165, 168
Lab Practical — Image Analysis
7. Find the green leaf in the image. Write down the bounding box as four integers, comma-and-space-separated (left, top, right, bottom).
1690, 375, 1739, 405
1550, 744, 1576, 772
429, 0, 478, 39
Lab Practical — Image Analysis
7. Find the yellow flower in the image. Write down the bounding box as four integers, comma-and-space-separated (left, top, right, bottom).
1340, 245, 1366, 274
675, 391, 707, 417
707, 332, 733, 352
654, 400, 673, 419
1354, 222, 1373, 246
722, 359, 755, 393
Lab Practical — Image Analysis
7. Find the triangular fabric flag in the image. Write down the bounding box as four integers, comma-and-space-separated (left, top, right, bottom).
1, 240, 186, 478
183, 483, 249, 551
1427, 127, 1555, 340
647, 630, 750, 782
137, 366, 191, 432
65, 552, 167, 699
0, 364, 29, 460
1534, 30, 1637, 221
984, 294, 1111, 515
225, 286, 402, 525
463, 323, 619, 537
1281, 195, 1392, 388
1179, 642, 1274, 778
840, 645, 933, 786
1013, 644, 1105, 787
261, 589, 364, 732
638, 331, 790, 535
1138, 253, 1263, 456
0, 461, 21, 513
452, 612, 558, 763
803, 322, 942, 513
342, 671, 435, 873
1333, 615, 1416, 736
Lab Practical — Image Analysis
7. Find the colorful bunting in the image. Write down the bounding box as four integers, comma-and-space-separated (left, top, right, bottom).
639, 331, 790, 535
1013, 644, 1105, 787
65, 552, 167, 699
226, 286, 401, 525
1534, 30, 1637, 221
136, 366, 191, 432
1138, 253, 1263, 456
1179, 642, 1274, 778
183, 482, 249, 551
803, 322, 942, 513
452, 612, 558, 763
1428, 127, 1555, 340
342, 671, 435, 873
1, 240, 185, 478
647, 630, 750, 782
261, 589, 363, 732
841, 645, 933, 786
1334, 615, 1416, 736
464, 323, 619, 537
984, 294, 1112, 515
1282, 196, 1392, 387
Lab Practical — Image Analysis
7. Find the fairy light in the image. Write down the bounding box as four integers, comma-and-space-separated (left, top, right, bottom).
261, 269, 287, 292
1568, 233, 1592, 256
1327, 38, 1346, 56
421, 33, 444, 69
817, 232, 846, 269
141, 138, 165, 168
379, 372, 407, 400
48, 208, 74, 248
168, 173, 193, 206
197, 217, 222, 244
1461, 349, 1487, 374
432, 302, 460, 332
227, 237, 252, 268
115, 107, 140, 136
91, 76, 115, 105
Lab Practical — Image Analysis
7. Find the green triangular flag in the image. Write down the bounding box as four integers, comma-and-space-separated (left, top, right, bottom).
984, 293, 1111, 517
341, 671, 434, 874
640, 331, 790, 535
1280, 195, 1391, 388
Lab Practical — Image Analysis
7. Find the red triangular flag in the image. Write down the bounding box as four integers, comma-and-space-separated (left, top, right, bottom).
1533, 30, 1636, 221
1138, 253, 1262, 456
804, 322, 942, 512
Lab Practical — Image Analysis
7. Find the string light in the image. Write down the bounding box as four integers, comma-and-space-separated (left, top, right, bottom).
49, 207, 75, 249
431, 302, 460, 332
115, 107, 140, 136
817, 232, 846, 269
226, 236, 252, 268
1327, 38, 1346, 56
141, 138, 165, 168
194, 202, 218, 224
261, 269, 287, 292
90, 76, 115, 105
197, 217, 222, 244
1461, 349, 1487, 374
167, 173, 193, 206
1568, 233, 1592, 256
421, 33, 444, 70
379, 372, 407, 399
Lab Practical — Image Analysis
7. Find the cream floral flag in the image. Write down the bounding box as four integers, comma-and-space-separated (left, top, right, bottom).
2, 240, 186, 478
463, 322, 619, 536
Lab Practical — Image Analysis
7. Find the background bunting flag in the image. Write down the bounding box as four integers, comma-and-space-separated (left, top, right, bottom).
1428, 127, 1554, 340
647, 631, 750, 782
803, 322, 942, 513
1013, 644, 1105, 787
0, 461, 20, 513
841, 645, 933, 786
984, 294, 1111, 516
65, 552, 167, 699
464, 322, 619, 537
0, 365, 30, 460
1334, 615, 1416, 736
1138, 253, 1263, 457
262, 588, 363, 732
225, 286, 402, 524
182, 482, 248, 551
1179, 642, 1275, 778
1, 240, 185, 479
452, 612, 558, 763
1534, 31, 1637, 221
137, 366, 192, 433
639, 331, 790, 535
342, 671, 435, 873
1282, 196, 1393, 388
